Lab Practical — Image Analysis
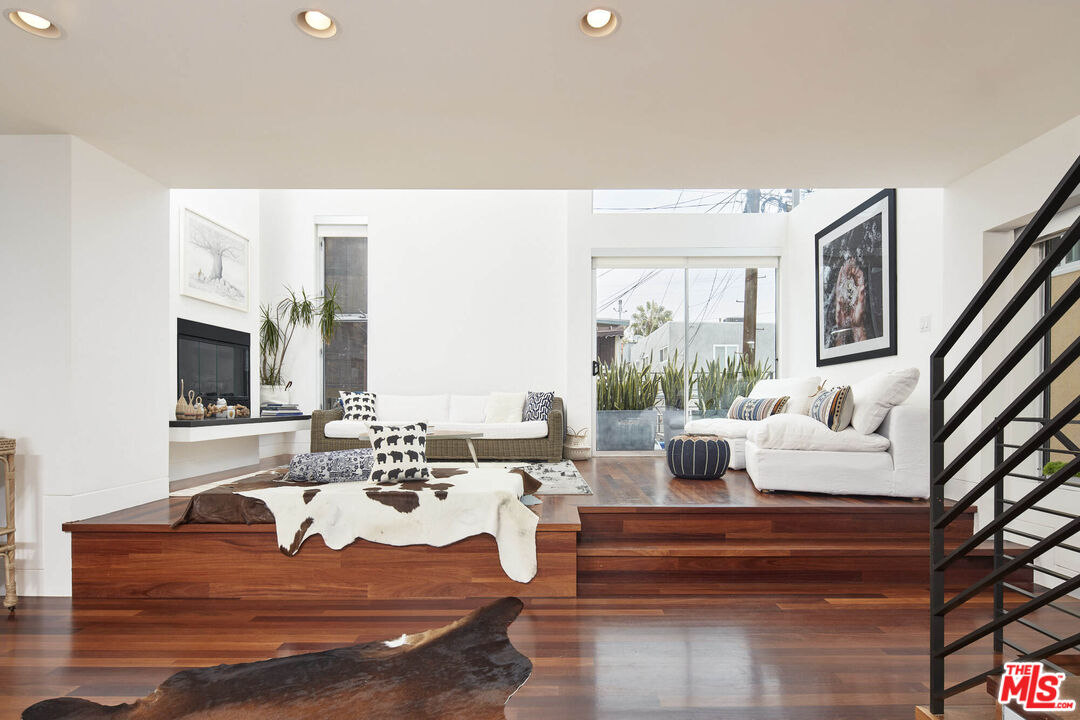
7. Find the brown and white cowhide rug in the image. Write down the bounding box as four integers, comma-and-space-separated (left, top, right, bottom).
23, 597, 531, 720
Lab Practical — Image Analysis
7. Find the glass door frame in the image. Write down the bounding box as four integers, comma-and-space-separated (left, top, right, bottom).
314, 216, 369, 410
590, 250, 782, 456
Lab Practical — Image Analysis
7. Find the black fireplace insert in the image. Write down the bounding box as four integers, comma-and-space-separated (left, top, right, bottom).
177, 318, 250, 408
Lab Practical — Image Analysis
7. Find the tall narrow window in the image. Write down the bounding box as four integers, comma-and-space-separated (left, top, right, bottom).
321, 230, 368, 409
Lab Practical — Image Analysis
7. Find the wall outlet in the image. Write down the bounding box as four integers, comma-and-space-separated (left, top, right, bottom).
919, 315, 932, 333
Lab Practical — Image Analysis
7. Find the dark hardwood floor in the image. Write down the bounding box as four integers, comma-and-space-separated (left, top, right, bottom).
5, 590, 1076, 718
29, 456, 1045, 716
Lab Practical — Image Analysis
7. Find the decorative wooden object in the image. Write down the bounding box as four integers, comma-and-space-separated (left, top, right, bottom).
0, 437, 15, 612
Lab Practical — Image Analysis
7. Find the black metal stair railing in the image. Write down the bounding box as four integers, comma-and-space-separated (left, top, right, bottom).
930, 153, 1080, 714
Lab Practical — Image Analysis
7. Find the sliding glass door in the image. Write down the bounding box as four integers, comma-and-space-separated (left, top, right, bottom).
593, 258, 778, 454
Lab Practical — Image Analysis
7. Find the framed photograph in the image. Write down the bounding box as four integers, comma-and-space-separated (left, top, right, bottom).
180, 209, 249, 311
815, 189, 897, 366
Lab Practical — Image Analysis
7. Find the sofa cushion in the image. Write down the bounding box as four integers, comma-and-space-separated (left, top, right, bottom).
850, 367, 920, 434
339, 391, 377, 422
287, 449, 374, 482
324, 419, 371, 439
523, 391, 555, 421
437, 421, 548, 440
376, 394, 450, 424
727, 395, 789, 420
750, 376, 821, 415
808, 386, 854, 431
368, 422, 430, 483
449, 395, 488, 423
747, 414, 890, 452
684, 417, 762, 440
485, 392, 526, 423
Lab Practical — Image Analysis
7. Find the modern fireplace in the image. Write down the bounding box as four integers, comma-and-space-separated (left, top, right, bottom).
177, 319, 250, 408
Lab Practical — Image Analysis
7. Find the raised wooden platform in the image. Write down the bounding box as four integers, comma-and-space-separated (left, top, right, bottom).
64, 456, 998, 600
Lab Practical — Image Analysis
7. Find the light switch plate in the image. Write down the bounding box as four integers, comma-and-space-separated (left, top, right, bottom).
919, 315, 932, 333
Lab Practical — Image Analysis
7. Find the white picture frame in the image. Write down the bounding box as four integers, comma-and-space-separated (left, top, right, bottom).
180, 208, 250, 312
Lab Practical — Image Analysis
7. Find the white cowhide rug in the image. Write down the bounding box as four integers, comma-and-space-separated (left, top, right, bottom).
237, 467, 539, 583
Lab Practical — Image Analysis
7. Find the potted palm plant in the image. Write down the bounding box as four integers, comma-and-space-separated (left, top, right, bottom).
596, 357, 660, 451
259, 286, 341, 405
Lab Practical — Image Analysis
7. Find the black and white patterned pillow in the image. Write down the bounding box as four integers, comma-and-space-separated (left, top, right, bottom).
808, 386, 854, 431
339, 391, 377, 422
283, 449, 374, 483
523, 391, 555, 421
368, 422, 430, 484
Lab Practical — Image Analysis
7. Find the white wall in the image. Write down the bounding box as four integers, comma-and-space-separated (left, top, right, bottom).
942, 113, 1080, 588
781, 188, 946, 404
0, 136, 169, 596
168, 190, 265, 478
258, 190, 570, 415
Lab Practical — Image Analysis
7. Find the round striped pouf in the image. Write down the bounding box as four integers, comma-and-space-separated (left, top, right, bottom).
666, 434, 730, 480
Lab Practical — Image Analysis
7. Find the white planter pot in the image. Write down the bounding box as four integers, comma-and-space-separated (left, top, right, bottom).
260, 384, 291, 405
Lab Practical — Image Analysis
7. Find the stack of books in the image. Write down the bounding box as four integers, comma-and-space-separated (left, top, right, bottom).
261, 402, 303, 417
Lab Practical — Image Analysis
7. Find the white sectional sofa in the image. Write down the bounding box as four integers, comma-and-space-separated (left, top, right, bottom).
310, 393, 565, 462
683, 370, 929, 498
744, 404, 929, 498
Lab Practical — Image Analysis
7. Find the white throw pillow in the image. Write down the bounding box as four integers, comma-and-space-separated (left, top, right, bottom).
850, 368, 920, 434
449, 395, 488, 423
485, 392, 527, 424
749, 376, 821, 415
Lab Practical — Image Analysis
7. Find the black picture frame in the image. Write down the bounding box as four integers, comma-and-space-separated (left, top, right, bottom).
814, 189, 898, 367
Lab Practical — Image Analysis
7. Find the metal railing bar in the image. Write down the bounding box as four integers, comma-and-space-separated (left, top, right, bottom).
1014, 417, 1080, 424
935, 341, 1080, 489
937, 455, 1080, 568
1019, 631, 1080, 664
1002, 499, 1078, 520
935, 271, 1080, 442
1002, 443, 1080, 456
1002, 472, 1080, 490
1016, 617, 1066, 644
931, 153, 1080, 364
1002, 640, 1069, 675
1055, 430, 1080, 453
943, 668, 1003, 699
934, 396, 1080, 524
1001, 556, 1072, 583
936, 574, 1080, 657
1005, 527, 1080, 555
936, 519, 1080, 615
1002, 583, 1080, 622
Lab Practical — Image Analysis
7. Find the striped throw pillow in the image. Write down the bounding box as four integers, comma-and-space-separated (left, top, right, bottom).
808, 386, 854, 431
727, 396, 789, 421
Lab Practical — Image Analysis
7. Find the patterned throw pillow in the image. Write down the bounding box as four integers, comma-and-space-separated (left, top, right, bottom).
727, 396, 789, 421
284, 449, 374, 483
523, 391, 555, 421
368, 422, 430, 484
808, 386, 854, 431
340, 391, 377, 422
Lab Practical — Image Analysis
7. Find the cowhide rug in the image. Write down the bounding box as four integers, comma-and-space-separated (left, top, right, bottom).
23, 597, 532, 720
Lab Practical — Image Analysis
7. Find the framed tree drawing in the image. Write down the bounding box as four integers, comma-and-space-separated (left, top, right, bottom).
180, 209, 249, 311
815, 189, 897, 366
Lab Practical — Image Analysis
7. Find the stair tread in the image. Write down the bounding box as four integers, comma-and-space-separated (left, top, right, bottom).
577, 538, 939, 557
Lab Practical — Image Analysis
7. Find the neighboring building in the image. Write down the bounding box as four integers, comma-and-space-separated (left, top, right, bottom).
627, 320, 777, 374
595, 319, 629, 365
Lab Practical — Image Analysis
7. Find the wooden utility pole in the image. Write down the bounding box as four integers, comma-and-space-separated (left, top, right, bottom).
742, 189, 761, 361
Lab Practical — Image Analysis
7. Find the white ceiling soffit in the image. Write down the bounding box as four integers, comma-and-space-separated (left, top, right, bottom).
2, 0, 1079, 189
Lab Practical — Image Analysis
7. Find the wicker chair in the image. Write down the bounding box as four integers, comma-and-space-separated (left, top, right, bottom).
310, 397, 565, 463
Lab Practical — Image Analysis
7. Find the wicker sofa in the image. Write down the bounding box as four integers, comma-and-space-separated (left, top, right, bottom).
310, 395, 565, 462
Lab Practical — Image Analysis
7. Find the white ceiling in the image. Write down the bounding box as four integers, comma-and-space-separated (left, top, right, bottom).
2, 0, 1079, 189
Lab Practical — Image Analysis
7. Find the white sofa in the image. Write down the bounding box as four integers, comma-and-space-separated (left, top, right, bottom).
310, 393, 565, 462
744, 404, 929, 498
683, 370, 929, 498
323, 394, 550, 440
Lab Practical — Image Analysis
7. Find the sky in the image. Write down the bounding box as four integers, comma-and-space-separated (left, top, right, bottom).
595, 267, 777, 328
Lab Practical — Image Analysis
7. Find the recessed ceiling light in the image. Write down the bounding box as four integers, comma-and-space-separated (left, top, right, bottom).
294, 8, 337, 38
7, 8, 61, 38
580, 7, 618, 37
